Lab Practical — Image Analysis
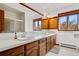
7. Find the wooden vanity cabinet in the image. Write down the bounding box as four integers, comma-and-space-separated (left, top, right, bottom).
24, 41, 39, 56
46, 37, 51, 53
38, 38, 46, 56
0, 34, 56, 56
0, 45, 24, 56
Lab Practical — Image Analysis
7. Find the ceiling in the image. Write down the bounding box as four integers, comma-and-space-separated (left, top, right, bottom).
26, 3, 76, 17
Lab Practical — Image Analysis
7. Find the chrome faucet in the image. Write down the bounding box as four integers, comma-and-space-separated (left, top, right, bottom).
15, 32, 17, 39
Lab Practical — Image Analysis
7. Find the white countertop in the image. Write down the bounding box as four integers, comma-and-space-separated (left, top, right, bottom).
0, 32, 56, 52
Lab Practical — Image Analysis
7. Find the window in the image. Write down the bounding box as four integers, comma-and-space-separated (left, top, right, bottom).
33, 18, 42, 31
68, 14, 78, 30
33, 21, 38, 30
59, 16, 67, 30
38, 21, 41, 29
35, 21, 38, 28
58, 9, 79, 31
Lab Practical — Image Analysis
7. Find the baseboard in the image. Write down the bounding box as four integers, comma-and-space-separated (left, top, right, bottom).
56, 43, 76, 49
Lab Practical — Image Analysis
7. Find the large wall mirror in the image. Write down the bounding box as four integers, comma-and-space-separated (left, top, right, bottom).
0, 4, 25, 33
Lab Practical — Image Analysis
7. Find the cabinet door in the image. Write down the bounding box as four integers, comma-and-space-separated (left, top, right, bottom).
26, 46, 38, 56
50, 36, 54, 49
49, 18, 58, 29
38, 39, 46, 56
0, 18, 4, 32
25, 41, 38, 50
42, 19, 49, 29
46, 37, 51, 52
53, 35, 56, 45
25, 41, 38, 56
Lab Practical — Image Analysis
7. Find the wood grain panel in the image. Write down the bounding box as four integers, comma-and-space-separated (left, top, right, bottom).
46, 37, 51, 52
38, 38, 46, 56
0, 10, 4, 32
42, 19, 49, 29
0, 45, 24, 56
25, 41, 38, 50
26, 46, 38, 56
49, 18, 58, 29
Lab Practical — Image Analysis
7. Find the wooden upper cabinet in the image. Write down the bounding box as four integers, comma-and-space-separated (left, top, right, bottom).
42, 19, 49, 29
41, 17, 58, 29
49, 17, 58, 29
0, 10, 4, 32
0, 10, 4, 18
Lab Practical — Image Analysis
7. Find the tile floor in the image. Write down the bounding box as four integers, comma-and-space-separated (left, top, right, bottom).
46, 45, 79, 56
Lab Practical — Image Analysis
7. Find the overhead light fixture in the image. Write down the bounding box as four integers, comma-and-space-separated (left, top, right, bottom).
42, 13, 48, 19
42, 13, 51, 19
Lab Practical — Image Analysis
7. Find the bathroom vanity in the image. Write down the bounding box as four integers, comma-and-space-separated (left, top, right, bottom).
0, 32, 56, 56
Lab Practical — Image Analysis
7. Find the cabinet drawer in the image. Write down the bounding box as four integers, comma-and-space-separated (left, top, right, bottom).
25, 41, 38, 50
25, 46, 38, 56
0, 45, 24, 56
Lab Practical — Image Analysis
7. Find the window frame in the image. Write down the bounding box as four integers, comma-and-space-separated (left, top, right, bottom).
68, 14, 78, 31
58, 16, 68, 31
58, 9, 79, 31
